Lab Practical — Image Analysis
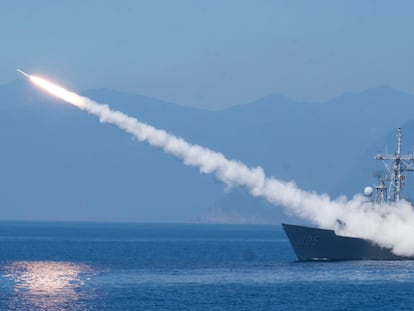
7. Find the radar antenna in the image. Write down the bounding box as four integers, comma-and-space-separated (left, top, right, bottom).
375, 128, 414, 203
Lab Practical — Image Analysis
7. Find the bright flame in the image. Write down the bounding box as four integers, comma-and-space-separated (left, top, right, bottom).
30, 75, 84, 108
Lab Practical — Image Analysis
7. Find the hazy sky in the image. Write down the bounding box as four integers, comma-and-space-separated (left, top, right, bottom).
2, 0, 414, 108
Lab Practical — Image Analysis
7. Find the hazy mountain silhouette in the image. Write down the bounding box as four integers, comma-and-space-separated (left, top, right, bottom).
1, 80, 414, 223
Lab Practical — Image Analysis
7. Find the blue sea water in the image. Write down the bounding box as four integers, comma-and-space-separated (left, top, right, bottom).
0, 222, 413, 310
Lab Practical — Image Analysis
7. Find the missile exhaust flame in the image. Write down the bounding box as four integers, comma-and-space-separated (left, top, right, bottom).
20, 70, 414, 257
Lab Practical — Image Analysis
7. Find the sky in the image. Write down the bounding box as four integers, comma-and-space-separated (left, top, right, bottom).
2, 0, 414, 109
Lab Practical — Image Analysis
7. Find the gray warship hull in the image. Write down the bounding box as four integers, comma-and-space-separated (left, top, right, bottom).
282, 223, 412, 261
281, 129, 414, 261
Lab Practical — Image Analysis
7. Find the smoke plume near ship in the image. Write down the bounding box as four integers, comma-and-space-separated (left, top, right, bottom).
19, 70, 414, 257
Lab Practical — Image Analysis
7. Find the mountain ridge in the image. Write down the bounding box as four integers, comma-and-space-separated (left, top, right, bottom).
1, 79, 414, 223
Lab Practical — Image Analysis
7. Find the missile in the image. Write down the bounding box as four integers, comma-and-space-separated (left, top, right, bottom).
17, 69, 30, 78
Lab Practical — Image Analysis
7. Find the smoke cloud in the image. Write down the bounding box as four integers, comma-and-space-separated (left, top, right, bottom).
28, 74, 414, 257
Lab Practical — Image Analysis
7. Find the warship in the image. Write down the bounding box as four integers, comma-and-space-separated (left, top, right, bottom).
283, 128, 414, 261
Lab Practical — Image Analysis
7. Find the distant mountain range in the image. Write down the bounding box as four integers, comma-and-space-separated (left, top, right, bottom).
1, 80, 414, 223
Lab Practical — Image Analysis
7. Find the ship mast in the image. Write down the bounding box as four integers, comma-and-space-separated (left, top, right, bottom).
375, 128, 414, 203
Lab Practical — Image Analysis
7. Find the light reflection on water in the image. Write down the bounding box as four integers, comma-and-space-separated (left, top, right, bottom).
3, 261, 92, 310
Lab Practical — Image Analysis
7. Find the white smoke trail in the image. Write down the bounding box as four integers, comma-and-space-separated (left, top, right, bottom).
28, 74, 414, 256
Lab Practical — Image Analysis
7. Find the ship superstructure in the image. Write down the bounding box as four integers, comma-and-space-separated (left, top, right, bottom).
283, 128, 414, 261
374, 128, 414, 204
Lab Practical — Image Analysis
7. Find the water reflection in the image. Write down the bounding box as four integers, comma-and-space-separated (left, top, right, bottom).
3, 261, 91, 310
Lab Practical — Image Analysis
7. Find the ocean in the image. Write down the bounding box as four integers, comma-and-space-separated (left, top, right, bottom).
0, 222, 413, 310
